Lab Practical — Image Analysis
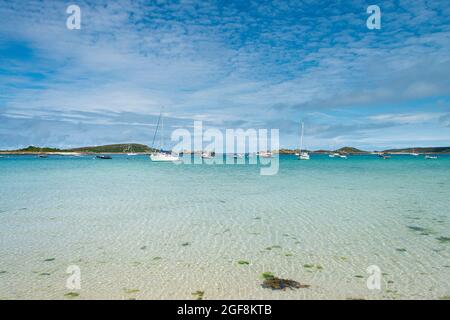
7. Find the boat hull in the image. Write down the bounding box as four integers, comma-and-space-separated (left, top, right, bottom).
150, 153, 180, 162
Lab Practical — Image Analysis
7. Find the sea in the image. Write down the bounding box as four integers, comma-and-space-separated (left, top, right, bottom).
0, 154, 449, 299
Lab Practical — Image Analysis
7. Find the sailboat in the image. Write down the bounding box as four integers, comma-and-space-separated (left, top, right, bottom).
150, 109, 180, 162
410, 148, 419, 156
126, 145, 138, 156
258, 151, 272, 158
297, 122, 310, 160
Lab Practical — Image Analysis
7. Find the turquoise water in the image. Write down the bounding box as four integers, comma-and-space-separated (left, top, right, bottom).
0, 154, 449, 299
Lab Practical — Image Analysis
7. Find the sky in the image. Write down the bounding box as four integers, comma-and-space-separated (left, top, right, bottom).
0, 0, 449, 151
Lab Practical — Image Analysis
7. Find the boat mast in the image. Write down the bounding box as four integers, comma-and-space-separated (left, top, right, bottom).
151, 109, 163, 152
160, 111, 164, 152
300, 122, 304, 153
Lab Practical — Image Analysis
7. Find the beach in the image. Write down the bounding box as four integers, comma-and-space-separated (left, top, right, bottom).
0, 154, 449, 300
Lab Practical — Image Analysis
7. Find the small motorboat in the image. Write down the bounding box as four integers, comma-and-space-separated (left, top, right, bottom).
201, 152, 213, 159
38, 154, 48, 158
96, 155, 112, 160
425, 155, 437, 159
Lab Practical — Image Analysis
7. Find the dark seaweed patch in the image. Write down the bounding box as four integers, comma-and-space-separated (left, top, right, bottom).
303, 264, 323, 271
124, 289, 140, 294
407, 225, 433, 235
192, 290, 204, 300
64, 292, 79, 298
436, 236, 450, 243
265, 245, 282, 250
260, 272, 309, 290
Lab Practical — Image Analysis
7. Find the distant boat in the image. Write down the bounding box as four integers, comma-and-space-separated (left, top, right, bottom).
410, 148, 419, 156
425, 155, 437, 159
150, 153, 180, 162
330, 152, 346, 158
297, 122, 310, 160
378, 153, 391, 159
201, 152, 213, 159
233, 153, 244, 159
126, 145, 138, 156
259, 151, 272, 158
150, 108, 180, 162
96, 155, 112, 159
37, 147, 48, 158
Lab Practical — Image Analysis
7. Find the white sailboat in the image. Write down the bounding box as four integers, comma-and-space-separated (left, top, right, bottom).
410, 148, 419, 156
126, 145, 137, 156
298, 122, 310, 160
259, 151, 272, 158
150, 109, 180, 162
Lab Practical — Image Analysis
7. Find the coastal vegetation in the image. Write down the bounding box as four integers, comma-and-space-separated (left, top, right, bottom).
69, 144, 154, 153
0, 144, 155, 154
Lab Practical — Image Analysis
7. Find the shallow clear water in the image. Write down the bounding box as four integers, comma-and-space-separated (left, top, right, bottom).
0, 154, 449, 300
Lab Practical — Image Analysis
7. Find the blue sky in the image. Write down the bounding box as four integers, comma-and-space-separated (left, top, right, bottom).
0, 0, 449, 150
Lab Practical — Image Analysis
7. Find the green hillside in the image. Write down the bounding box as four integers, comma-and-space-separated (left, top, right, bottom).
383, 147, 450, 153
15, 146, 63, 153
335, 147, 367, 154
68, 144, 155, 153
2, 144, 156, 154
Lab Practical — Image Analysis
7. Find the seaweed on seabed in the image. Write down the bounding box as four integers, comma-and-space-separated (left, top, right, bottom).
64, 292, 80, 298
407, 225, 433, 235
436, 236, 450, 243
192, 290, 205, 300
260, 272, 310, 290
